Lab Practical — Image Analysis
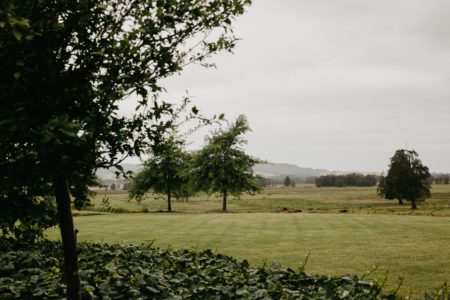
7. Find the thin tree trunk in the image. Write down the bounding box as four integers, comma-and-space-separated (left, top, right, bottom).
411, 199, 417, 210
398, 198, 403, 205
222, 189, 227, 211
167, 187, 172, 212
53, 175, 81, 300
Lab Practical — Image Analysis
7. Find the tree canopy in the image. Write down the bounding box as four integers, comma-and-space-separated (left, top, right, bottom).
1, 1, 251, 298
129, 135, 191, 212
192, 115, 260, 211
377, 149, 431, 209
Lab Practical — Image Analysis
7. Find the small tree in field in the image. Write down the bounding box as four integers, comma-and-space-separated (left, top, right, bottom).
283, 176, 291, 187
129, 136, 191, 212
192, 115, 260, 211
0, 1, 250, 298
378, 149, 431, 209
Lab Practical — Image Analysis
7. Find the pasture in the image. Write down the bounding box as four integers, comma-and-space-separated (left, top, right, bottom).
47, 185, 450, 296
88, 184, 450, 216
47, 212, 450, 296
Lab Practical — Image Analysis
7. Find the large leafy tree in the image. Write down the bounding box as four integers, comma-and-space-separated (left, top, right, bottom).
192, 115, 260, 211
377, 149, 431, 210
0, 0, 250, 298
129, 135, 191, 212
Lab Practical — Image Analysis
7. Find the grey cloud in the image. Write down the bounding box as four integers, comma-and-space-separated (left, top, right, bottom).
153, 0, 450, 172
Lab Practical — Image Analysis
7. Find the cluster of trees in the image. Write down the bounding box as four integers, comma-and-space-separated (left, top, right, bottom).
0, 1, 251, 299
129, 115, 261, 212
257, 176, 316, 187
378, 149, 431, 210
283, 176, 296, 187
432, 174, 450, 184
315, 173, 378, 187
254, 176, 276, 188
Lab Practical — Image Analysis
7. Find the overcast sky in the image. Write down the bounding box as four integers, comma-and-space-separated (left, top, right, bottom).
151, 0, 450, 172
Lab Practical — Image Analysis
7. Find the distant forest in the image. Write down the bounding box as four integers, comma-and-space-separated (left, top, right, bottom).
432, 173, 450, 184
100, 168, 450, 190
315, 173, 378, 187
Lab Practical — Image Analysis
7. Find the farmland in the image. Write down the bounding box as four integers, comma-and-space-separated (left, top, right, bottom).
46, 185, 450, 296
87, 184, 450, 216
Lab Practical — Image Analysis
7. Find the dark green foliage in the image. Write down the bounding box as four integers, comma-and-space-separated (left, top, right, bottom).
1, 0, 252, 176
0, 137, 58, 242
284, 176, 292, 187
316, 173, 378, 188
378, 149, 431, 209
192, 115, 261, 211
0, 0, 251, 211
1, 1, 251, 297
0, 196, 57, 243
2, 241, 440, 299
255, 176, 273, 188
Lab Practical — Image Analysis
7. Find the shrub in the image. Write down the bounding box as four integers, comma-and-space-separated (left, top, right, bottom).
2, 241, 447, 299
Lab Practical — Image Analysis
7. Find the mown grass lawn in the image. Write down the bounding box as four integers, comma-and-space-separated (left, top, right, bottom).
47, 212, 450, 296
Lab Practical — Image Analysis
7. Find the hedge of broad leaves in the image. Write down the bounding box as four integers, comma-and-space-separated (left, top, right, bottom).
0, 241, 445, 299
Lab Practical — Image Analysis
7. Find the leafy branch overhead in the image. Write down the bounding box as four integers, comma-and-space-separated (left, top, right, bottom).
1, 1, 252, 298
1, 0, 251, 171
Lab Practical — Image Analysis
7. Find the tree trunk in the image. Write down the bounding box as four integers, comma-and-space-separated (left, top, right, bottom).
167, 187, 172, 212
53, 175, 81, 300
398, 198, 403, 205
222, 189, 227, 211
411, 199, 417, 210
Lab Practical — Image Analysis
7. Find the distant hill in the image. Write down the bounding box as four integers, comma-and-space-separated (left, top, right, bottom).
96, 162, 376, 184
96, 162, 327, 183
253, 163, 329, 178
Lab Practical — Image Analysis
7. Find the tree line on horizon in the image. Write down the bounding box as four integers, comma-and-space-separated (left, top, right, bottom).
315, 173, 378, 187
108, 169, 449, 191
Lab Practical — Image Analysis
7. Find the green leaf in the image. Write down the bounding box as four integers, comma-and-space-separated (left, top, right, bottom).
11, 18, 30, 28
84, 285, 95, 293
13, 30, 22, 41
146, 286, 160, 293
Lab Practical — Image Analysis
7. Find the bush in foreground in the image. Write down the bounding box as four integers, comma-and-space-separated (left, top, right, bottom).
0, 241, 447, 299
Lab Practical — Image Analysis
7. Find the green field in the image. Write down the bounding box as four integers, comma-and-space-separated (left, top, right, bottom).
88, 184, 450, 216
47, 185, 450, 296
47, 212, 450, 296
